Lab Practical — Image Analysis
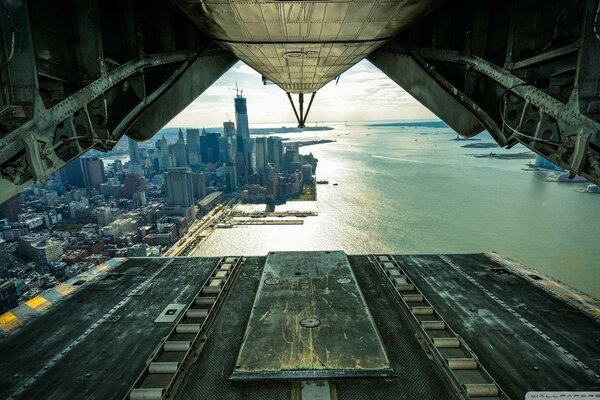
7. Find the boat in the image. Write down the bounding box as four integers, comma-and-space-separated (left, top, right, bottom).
587, 184, 600, 193
316, 180, 329, 184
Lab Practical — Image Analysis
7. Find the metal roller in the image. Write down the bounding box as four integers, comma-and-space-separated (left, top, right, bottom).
396, 283, 414, 292
447, 358, 478, 370
411, 306, 434, 315
402, 294, 424, 302
433, 337, 460, 348
195, 297, 216, 306
149, 361, 179, 374
176, 323, 201, 333
202, 286, 221, 294
463, 384, 499, 397
129, 388, 164, 400
186, 309, 208, 319
164, 341, 190, 352
421, 321, 445, 330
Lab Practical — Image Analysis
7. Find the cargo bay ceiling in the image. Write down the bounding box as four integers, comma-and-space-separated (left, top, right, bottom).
1, 0, 600, 205
172, 0, 441, 93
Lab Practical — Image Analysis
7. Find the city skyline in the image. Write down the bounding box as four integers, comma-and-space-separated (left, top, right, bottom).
166, 60, 437, 127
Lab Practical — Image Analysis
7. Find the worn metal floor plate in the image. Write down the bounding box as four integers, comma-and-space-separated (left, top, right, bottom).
231, 251, 393, 380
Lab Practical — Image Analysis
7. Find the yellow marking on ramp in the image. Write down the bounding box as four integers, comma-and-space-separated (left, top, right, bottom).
0, 312, 22, 332
25, 296, 52, 311
54, 283, 76, 296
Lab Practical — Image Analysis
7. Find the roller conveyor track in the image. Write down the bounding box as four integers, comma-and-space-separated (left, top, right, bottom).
127, 257, 244, 400
371, 255, 508, 400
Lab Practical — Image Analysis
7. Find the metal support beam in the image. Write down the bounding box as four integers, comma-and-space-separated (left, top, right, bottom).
302, 92, 317, 128
287, 92, 302, 127
299, 93, 304, 127
408, 46, 600, 184
286, 92, 317, 128
0, 47, 229, 205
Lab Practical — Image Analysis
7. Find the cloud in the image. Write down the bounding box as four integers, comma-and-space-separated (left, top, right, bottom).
165, 59, 436, 127
232, 63, 261, 77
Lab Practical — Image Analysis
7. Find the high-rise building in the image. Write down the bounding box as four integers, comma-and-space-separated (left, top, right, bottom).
255, 137, 268, 174
200, 133, 220, 164
0, 238, 10, 270
235, 93, 249, 141
223, 121, 236, 137
0, 280, 18, 314
0, 194, 22, 222
122, 173, 147, 198
171, 129, 188, 167
63, 158, 85, 187
158, 135, 169, 158
164, 167, 194, 207
191, 172, 207, 200
128, 137, 140, 164
114, 159, 123, 173
81, 157, 106, 187
234, 91, 251, 180
267, 137, 284, 168
216, 164, 237, 193
186, 128, 201, 165
302, 164, 313, 183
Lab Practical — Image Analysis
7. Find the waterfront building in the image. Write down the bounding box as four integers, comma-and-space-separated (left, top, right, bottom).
302, 164, 313, 183
198, 191, 225, 213
191, 172, 207, 200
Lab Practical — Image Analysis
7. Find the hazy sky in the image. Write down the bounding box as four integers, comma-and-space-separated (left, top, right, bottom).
166, 59, 437, 127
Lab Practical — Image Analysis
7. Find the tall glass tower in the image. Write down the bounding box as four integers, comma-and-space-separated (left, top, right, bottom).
234, 91, 250, 183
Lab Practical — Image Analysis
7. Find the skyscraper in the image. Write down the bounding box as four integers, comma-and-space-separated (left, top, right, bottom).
0, 193, 22, 221
186, 128, 201, 165
267, 137, 284, 169
234, 91, 250, 183
63, 158, 85, 187
255, 137, 268, 174
223, 121, 235, 137
128, 138, 140, 164
234, 93, 249, 141
164, 167, 194, 207
221, 122, 237, 164
81, 157, 106, 187
171, 129, 188, 167
200, 132, 220, 164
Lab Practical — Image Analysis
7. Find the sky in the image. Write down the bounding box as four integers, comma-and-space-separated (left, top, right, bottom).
165, 59, 437, 127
